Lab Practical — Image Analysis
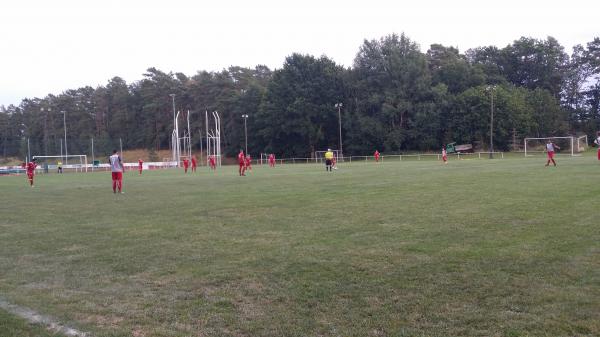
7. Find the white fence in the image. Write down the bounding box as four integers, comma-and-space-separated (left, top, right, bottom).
1, 153, 506, 175
266, 152, 504, 165
0, 161, 177, 175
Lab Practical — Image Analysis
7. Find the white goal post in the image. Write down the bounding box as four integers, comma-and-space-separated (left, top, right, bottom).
32, 155, 88, 172
523, 136, 586, 157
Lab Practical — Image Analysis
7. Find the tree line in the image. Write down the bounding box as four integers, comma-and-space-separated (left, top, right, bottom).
1, 33, 599, 160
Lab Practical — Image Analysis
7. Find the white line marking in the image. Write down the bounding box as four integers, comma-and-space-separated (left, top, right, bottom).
0, 298, 89, 337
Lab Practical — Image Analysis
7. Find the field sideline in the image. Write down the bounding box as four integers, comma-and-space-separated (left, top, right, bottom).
1, 155, 599, 336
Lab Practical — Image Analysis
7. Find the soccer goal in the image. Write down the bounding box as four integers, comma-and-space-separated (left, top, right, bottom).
32, 155, 88, 173
523, 136, 585, 157
314, 150, 342, 163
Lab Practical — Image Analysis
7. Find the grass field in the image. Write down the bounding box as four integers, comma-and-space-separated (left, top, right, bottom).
0, 308, 65, 337
1, 155, 599, 337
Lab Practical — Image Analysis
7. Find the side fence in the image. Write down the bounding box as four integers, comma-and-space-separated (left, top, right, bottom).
267, 152, 505, 165
1, 152, 507, 174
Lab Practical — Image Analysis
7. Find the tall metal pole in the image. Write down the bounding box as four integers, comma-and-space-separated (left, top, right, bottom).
27, 138, 30, 163
187, 110, 192, 160
489, 87, 495, 159
199, 130, 203, 166
335, 103, 343, 158
62, 110, 68, 164
242, 114, 248, 155
120, 138, 123, 156
170, 94, 176, 164
170, 94, 176, 129
91, 137, 95, 172
205, 110, 209, 165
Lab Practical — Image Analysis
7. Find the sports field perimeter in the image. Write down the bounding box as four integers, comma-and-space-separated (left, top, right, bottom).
1, 155, 599, 337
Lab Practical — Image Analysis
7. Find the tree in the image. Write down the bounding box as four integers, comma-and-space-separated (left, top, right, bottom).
352, 33, 432, 152
257, 54, 345, 157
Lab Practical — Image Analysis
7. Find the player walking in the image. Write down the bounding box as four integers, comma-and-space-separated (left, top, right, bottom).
209, 155, 216, 170
324, 149, 334, 172
442, 146, 448, 164
138, 158, 143, 175
268, 153, 275, 167
238, 150, 246, 176
374, 150, 380, 163
245, 154, 252, 172
22, 157, 37, 187
595, 131, 600, 161
183, 158, 189, 173
545, 140, 560, 166
191, 156, 197, 172
109, 150, 124, 193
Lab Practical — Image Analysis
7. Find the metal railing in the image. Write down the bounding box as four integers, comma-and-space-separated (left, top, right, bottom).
261, 151, 504, 165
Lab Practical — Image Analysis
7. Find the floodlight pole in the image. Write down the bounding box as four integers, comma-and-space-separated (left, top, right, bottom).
169, 94, 176, 164
242, 114, 248, 155
91, 137, 95, 172
169, 94, 176, 130
335, 103, 343, 159
61, 110, 68, 164
486, 86, 496, 159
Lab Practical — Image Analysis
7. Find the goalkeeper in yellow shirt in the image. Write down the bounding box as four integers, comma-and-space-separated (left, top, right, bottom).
324, 149, 334, 172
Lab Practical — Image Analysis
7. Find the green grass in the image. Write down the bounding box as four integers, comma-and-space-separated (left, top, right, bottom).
1, 155, 599, 337
0, 308, 65, 337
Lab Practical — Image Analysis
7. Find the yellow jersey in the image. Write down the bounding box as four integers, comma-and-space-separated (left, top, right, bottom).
324, 151, 334, 160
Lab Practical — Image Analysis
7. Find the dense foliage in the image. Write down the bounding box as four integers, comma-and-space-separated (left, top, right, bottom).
1, 34, 599, 159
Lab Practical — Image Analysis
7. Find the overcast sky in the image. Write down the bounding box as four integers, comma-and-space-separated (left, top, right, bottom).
1, 0, 598, 107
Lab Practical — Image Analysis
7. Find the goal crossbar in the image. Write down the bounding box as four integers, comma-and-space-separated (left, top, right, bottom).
524, 137, 579, 157
32, 155, 88, 172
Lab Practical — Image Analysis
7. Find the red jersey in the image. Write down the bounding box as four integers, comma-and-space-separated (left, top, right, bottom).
138, 160, 143, 167
245, 156, 251, 166
183, 159, 189, 168
238, 152, 245, 165
191, 157, 197, 167
26, 162, 37, 174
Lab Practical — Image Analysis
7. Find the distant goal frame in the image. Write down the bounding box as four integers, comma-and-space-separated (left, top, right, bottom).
523, 136, 587, 157
32, 155, 88, 172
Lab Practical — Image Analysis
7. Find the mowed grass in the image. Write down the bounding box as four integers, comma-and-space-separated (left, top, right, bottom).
1, 155, 599, 337
0, 309, 65, 337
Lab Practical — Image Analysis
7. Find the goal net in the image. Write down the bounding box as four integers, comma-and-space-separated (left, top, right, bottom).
314, 150, 342, 163
32, 155, 88, 173
524, 137, 584, 157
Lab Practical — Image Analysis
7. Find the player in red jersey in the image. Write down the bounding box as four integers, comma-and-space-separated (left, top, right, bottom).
138, 158, 143, 175
238, 150, 246, 176
268, 153, 275, 167
545, 140, 560, 166
245, 154, 252, 171
183, 158, 189, 173
209, 155, 216, 170
442, 146, 448, 164
191, 156, 197, 172
22, 157, 37, 187
374, 150, 380, 163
